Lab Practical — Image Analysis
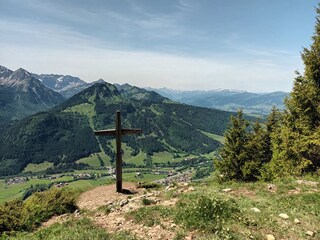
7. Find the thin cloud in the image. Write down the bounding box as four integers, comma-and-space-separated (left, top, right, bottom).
1, 42, 297, 92
0, 16, 300, 92
177, 0, 197, 12
125, 0, 189, 39
0, 0, 309, 92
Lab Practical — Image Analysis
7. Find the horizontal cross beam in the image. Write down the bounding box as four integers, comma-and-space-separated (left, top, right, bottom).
94, 128, 142, 136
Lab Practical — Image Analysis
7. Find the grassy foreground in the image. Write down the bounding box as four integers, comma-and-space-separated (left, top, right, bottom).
194, 177, 320, 239
2, 176, 319, 240
9, 218, 138, 240
125, 177, 319, 239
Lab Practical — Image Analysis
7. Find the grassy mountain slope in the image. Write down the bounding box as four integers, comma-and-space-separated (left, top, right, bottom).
0, 82, 234, 176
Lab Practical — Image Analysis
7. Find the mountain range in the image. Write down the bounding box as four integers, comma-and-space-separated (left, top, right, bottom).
0, 65, 285, 176
36, 72, 287, 116
0, 64, 287, 121
32, 73, 107, 98
33, 72, 288, 116
146, 87, 289, 116
0, 66, 64, 124
0, 80, 235, 176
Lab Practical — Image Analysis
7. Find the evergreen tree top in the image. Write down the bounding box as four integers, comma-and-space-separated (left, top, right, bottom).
302, 4, 320, 86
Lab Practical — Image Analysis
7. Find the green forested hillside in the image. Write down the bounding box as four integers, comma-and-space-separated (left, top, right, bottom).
0, 112, 99, 176
0, 82, 235, 176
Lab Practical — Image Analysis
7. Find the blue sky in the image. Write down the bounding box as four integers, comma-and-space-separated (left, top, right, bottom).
0, 0, 318, 92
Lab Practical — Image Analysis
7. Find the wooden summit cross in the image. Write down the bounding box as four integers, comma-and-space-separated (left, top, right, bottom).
94, 111, 142, 193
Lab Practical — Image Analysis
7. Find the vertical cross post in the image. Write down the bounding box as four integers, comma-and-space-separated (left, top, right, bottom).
115, 111, 122, 192
94, 111, 142, 193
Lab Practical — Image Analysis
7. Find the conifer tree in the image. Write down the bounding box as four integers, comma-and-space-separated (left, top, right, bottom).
264, 107, 281, 162
290, 5, 320, 130
241, 120, 267, 181
215, 110, 249, 181
216, 109, 280, 181
266, 5, 320, 177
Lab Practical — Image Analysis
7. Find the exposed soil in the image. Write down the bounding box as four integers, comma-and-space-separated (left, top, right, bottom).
75, 182, 193, 240
77, 182, 141, 210
229, 187, 257, 199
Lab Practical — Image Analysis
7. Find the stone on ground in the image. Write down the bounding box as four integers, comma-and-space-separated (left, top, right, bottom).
251, 207, 261, 213
306, 231, 314, 237
222, 188, 232, 193
294, 218, 301, 224
279, 213, 289, 219
266, 234, 275, 240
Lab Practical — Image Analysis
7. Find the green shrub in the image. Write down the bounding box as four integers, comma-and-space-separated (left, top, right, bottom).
141, 198, 155, 205
0, 200, 25, 233
0, 188, 78, 235
22, 188, 78, 230
175, 193, 238, 233
22, 183, 52, 200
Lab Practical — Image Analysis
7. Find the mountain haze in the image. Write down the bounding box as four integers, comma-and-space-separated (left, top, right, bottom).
147, 87, 288, 116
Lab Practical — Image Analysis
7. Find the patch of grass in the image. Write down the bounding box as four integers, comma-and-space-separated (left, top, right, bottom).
10, 218, 138, 240
199, 176, 320, 239
122, 143, 135, 161
0, 180, 33, 203
162, 188, 179, 200
63, 103, 96, 128
0, 177, 114, 204
141, 198, 156, 206
67, 178, 115, 190
0, 178, 60, 204
175, 193, 239, 233
125, 151, 188, 166
125, 151, 145, 165
97, 205, 113, 215
109, 140, 135, 163
173, 230, 187, 240
200, 131, 225, 144
23, 162, 54, 173
72, 169, 109, 174
152, 152, 174, 163
76, 153, 110, 167
128, 205, 173, 227
123, 172, 166, 182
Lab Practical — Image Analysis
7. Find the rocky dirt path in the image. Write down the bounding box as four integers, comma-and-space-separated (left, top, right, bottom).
77, 182, 140, 210
75, 182, 194, 240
